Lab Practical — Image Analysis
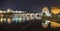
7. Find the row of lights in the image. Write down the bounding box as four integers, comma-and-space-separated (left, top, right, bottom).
0, 13, 42, 24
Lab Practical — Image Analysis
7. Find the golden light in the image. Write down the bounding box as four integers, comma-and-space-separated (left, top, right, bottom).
0, 18, 3, 23
0, 10, 3, 13
7, 18, 11, 24
51, 22, 60, 28
51, 7, 60, 14
7, 8, 13, 13
42, 7, 49, 13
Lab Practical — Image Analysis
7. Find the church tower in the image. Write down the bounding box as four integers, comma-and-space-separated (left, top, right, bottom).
42, 7, 51, 16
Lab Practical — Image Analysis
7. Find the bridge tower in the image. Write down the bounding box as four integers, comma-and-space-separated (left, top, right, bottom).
42, 7, 51, 16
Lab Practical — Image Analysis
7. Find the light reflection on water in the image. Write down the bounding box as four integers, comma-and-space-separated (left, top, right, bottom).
0, 20, 28, 24
0, 18, 29, 24
0, 20, 60, 31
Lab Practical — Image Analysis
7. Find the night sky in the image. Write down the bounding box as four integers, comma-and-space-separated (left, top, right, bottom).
0, 0, 60, 12
0, 0, 60, 31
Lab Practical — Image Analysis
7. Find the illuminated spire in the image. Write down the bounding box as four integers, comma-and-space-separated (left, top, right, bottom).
42, 7, 49, 13
7, 8, 13, 13
42, 7, 51, 16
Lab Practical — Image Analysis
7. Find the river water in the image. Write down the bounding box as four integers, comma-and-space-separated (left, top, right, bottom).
0, 20, 60, 31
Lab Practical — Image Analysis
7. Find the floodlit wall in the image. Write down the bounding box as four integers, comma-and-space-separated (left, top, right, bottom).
51, 7, 60, 14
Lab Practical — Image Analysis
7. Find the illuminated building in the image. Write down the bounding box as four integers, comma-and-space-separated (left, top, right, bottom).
42, 7, 52, 28
42, 7, 51, 16
0, 8, 43, 24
